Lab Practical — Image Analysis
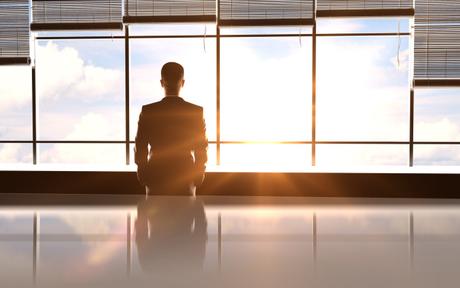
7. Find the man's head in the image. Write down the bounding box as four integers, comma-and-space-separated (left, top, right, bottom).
160, 62, 185, 96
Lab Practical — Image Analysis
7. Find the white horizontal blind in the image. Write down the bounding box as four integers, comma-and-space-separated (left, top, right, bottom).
0, 0, 30, 64
414, 0, 460, 85
317, 0, 414, 17
219, 0, 314, 26
124, 0, 216, 23
31, 0, 123, 30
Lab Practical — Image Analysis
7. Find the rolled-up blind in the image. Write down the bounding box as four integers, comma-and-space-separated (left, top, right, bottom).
317, 0, 414, 17
219, 0, 314, 26
124, 0, 216, 23
0, 0, 30, 65
31, 0, 123, 30
414, 0, 460, 86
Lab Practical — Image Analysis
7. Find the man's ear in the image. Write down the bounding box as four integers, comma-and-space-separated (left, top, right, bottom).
160, 79, 165, 88
181, 79, 185, 87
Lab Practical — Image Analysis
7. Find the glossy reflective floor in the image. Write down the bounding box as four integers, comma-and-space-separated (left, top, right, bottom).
1, 194, 460, 288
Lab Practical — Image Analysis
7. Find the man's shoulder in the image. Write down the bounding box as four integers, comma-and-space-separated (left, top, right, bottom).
141, 101, 162, 111
182, 100, 203, 112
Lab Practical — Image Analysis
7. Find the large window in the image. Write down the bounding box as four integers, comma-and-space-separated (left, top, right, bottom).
35, 39, 125, 165
219, 28, 311, 171
220, 35, 311, 142
316, 37, 409, 141
1, 15, 459, 171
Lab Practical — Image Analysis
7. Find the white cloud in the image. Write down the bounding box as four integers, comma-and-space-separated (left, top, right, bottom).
0, 66, 31, 112
39, 112, 125, 164
412, 114, 460, 165
415, 145, 460, 166
416, 118, 460, 142
36, 41, 123, 102
64, 112, 121, 140
0, 144, 31, 164
0, 144, 22, 163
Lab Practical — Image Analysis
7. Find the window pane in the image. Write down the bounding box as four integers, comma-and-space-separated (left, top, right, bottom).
316, 145, 408, 167
221, 26, 312, 35
415, 88, 460, 142
130, 38, 216, 141
0, 66, 31, 140
39, 144, 125, 165
0, 144, 32, 164
221, 37, 311, 141
220, 144, 310, 171
130, 23, 216, 36
316, 37, 410, 141
414, 145, 460, 166
317, 18, 410, 34
36, 40, 125, 141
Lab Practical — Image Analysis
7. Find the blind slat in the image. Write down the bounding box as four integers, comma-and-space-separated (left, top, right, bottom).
219, 0, 314, 26
31, 0, 123, 30
124, 0, 216, 23
317, 0, 414, 17
414, 0, 460, 83
0, 0, 30, 63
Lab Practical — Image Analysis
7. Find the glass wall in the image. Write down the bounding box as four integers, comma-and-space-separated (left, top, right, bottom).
1, 16, 458, 171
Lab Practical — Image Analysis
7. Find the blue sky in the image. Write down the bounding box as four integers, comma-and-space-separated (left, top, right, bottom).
1, 19, 460, 170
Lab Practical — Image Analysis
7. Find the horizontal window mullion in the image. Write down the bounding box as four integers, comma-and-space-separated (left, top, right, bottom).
5, 141, 460, 145
35, 32, 410, 41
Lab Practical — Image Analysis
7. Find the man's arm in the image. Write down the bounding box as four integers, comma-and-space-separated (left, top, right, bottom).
193, 108, 208, 187
135, 107, 149, 185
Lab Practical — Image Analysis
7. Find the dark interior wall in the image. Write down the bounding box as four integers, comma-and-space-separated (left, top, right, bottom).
0, 171, 458, 198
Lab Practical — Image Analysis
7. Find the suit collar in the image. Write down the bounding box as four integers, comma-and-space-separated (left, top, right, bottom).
162, 96, 184, 101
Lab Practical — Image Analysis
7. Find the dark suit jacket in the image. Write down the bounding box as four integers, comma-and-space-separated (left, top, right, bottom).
135, 97, 208, 192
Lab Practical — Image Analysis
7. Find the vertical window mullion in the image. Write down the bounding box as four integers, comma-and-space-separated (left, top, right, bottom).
216, 0, 221, 165
125, 26, 131, 165
312, 23, 317, 166
32, 66, 37, 165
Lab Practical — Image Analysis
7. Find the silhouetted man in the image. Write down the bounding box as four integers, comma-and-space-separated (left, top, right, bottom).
135, 62, 208, 195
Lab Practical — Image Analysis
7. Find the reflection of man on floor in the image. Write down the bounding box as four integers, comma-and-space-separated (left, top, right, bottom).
134, 62, 208, 195
135, 196, 208, 275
